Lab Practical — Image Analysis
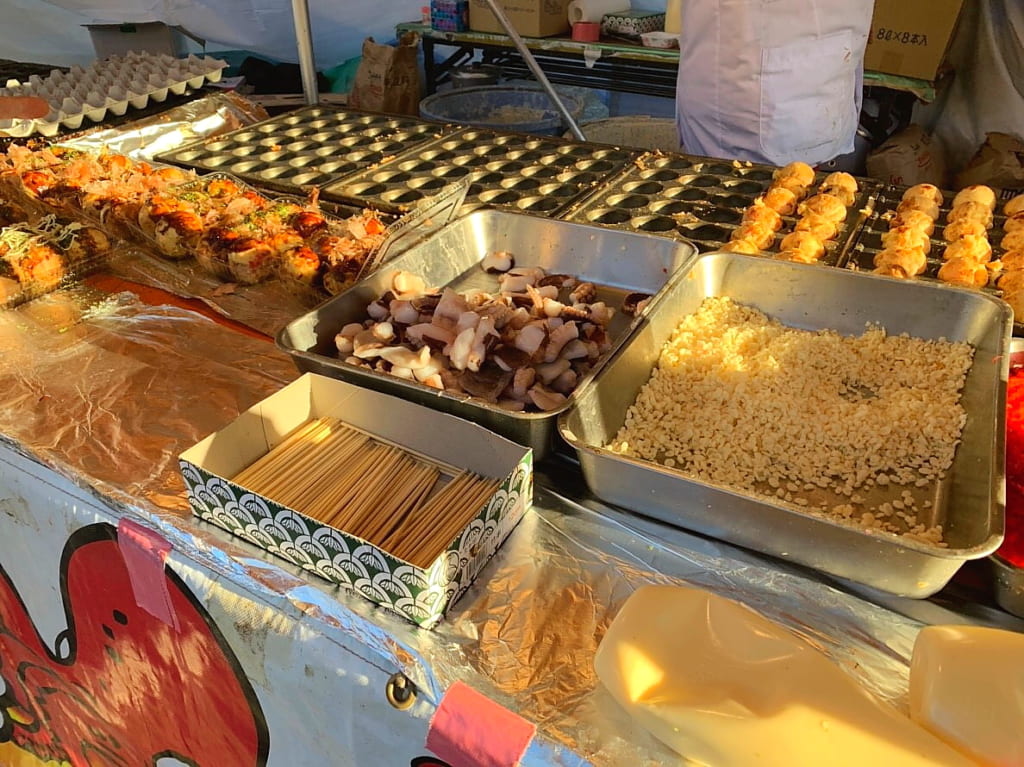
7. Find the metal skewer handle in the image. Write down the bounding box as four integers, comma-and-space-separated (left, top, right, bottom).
479, 0, 587, 141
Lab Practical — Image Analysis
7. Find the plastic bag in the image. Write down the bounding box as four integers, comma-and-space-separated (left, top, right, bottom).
865, 124, 947, 188
954, 131, 1024, 197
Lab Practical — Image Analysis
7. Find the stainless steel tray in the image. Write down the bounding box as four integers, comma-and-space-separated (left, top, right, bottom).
276, 209, 698, 460
559, 251, 1011, 597
321, 127, 639, 216
992, 336, 1024, 617
156, 105, 448, 194
563, 153, 877, 261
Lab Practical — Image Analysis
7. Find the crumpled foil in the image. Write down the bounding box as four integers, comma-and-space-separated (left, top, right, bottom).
60, 91, 268, 161
105, 249, 319, 338
0, 286, 294, 513
1, 282, 1021, 765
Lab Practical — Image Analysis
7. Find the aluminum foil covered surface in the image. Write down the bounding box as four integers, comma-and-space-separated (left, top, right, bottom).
60, 91, 269, 161
0, 286, 295, 512
0, 281, 1020, 764
105, 248, 322, 338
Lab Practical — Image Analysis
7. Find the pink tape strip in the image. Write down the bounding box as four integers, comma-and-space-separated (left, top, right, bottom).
117, 518, 179, 631
426, 681, 536, 767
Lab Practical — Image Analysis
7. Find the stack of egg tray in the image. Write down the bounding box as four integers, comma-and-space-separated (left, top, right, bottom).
847, 185, 1022, 333
563, 153, 876, 263
1, 53, 226, 138
156, 105, 449, 195
320, 127, 640, 215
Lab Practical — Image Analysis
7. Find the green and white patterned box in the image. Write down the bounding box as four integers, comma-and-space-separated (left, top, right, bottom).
179, 373, 532, 629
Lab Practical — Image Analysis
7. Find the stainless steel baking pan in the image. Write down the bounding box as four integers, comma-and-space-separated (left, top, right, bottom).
992, 336, 1024, 617
559, 251, 1011, 597
564, 154, 877, 262
276, 209, 698, 459
322, 127, 639, 216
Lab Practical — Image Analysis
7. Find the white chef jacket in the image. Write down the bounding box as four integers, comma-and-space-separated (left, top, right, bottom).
675, 0, 874, 166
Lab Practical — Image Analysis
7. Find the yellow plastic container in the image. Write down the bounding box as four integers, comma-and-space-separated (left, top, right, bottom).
664, 0, 681, 35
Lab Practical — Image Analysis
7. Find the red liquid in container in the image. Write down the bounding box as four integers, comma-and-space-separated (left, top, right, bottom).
998, 361, 1024, 567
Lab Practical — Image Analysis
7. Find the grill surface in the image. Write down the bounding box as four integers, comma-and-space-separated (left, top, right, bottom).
321, 127, 639, 215
564, 154, 876, 264
157, 105, 449, 194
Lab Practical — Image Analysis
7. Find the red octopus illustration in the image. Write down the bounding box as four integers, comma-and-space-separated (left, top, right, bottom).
0, 523, 269, 766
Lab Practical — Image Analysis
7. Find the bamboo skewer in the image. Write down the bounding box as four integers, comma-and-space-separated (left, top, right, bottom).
303, 443, 390, 524
404, 477, 502, 568
388, 472, 480, 562
259, 425, 364, 507
229, 416, 503, 567
285, 431, 370, 510
241, 418, 341, 500
232, 418, 330, 488
365, 464, 439, 544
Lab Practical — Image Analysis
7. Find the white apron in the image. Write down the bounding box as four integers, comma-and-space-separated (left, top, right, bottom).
675, 0, 874, 166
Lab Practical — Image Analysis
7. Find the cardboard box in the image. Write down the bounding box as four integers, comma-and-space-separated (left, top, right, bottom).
86, 22, 189, 59
863, 0, 964, 81
180, 373, 532, 629
468, 0, 572, 38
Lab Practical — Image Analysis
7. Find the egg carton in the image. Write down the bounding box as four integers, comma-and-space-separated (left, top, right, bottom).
563, 154, 876, 264
156, 105, 449, 194
846, 184, 1019, 324
0, 51, 226, 138
321, 127, 640, 215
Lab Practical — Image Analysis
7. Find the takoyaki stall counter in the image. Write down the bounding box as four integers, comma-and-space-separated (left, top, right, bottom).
0, 104, 1023, 766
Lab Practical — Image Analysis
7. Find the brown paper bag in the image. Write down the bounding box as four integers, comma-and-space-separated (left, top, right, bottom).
955, 132, 1024, 197
348, 32, 422, 116
865, 124, 947, 188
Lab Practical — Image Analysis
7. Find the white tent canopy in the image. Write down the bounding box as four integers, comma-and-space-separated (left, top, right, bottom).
3, 0, 423, 68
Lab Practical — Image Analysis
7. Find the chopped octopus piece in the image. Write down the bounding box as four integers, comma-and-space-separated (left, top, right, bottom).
528, 385, 568, 412
391, 270, 428, 300
513, 322, 547, 357
544, 321, 579, 362
481, 250, 515, 273
336, 259, 634, 411
459, 365, 513, 402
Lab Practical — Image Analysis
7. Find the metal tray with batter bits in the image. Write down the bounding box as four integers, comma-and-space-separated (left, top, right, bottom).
321, 126, 639, 215
564, 153, 876, 263
558, 251, 1011, 597
847, 184, 1020, 328
156, 105, 447, 194
276, 208, 698, 460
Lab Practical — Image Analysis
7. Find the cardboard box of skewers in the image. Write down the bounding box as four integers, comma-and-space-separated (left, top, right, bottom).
179, 372, 532, 628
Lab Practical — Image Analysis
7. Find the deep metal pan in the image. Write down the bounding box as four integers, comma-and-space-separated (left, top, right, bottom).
559, 251, 1011, 597
276, 209, 698, 460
